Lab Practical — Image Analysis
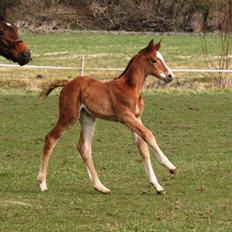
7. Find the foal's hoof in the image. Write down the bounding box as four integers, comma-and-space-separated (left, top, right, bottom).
40, 184, 48, 192
38, 180, 48, 192
170, 168, 177, 175
94, 186, 112, 194
157, 189, 166, 195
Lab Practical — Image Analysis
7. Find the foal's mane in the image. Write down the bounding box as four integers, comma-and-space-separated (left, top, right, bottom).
115, 56, 136, 79
114, 47, 148, 80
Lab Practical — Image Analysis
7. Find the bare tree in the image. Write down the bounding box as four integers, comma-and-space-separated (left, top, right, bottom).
218, 1, 231, 74
201, 0, 231, 86
0, 0, 20, 16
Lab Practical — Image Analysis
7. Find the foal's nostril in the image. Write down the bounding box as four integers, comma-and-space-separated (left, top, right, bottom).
19, 51, 30, 59
21, 52, 27, 59
168, 74, 173, 79
19, 51, 31, 60
164, 73, 174, 83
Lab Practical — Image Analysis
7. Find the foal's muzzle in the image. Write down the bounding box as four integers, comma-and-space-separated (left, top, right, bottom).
164, 73, 174, 83
18, 50, 31, 66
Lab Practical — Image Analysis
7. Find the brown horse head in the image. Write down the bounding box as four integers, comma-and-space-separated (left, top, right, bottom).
0, 16, 31, 66
140, 39, 174, 83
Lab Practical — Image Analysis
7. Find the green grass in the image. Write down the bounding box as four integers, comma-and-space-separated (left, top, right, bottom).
0, 90, 232, 231
0, 32, 231, 82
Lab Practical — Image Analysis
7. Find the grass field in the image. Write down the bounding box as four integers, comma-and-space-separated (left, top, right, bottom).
0, 90, 232, 231
0, 31, 232, 231
0, 31, 231, 85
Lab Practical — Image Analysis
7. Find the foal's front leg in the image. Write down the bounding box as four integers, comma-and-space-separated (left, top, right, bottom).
77, 111, 111, 194
134, 132, 164, 194
123, 113, 176, 173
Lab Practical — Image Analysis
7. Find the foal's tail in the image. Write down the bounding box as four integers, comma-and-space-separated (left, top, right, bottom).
40, 79, 69, 98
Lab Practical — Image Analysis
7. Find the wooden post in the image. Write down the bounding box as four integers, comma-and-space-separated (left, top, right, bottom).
80, 55, 85, 76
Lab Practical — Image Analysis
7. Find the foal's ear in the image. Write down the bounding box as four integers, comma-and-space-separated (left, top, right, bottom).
154, 40, 161, 51
146, 39, 155, 51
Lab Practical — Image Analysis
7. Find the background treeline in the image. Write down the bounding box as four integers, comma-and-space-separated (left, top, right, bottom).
0, 0, 231, 32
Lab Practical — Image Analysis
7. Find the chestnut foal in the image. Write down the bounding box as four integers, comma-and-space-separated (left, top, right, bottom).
0, 16, 31, 65
37, 40, 176, 194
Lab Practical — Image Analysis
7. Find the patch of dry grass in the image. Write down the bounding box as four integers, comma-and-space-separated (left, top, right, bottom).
0, 31, 231, 91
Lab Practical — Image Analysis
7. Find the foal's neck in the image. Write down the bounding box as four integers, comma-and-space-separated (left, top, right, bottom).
122, 60, 146, 95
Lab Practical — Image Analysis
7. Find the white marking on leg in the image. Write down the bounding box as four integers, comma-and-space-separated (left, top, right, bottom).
39, 180, 48, 192
144, 158, 164, 192
126, 114, 176, 173
37, 139, 57, 192
79, 112, 111, 194
134, 133, 164, 193
86, 165, 93, 182
151, 137, 176, 171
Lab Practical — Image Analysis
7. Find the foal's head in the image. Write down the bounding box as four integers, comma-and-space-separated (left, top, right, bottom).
139, 39, 174, 83
0, 16, 31, 66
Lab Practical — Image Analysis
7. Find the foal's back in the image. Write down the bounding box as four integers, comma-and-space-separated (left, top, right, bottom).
59, 76, 119, 121
59, 75, 139, 122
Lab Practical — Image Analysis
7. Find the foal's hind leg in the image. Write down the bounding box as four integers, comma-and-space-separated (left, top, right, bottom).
77, 111, 111, 194
37, 117, 75, 192
133, 132, 164, 194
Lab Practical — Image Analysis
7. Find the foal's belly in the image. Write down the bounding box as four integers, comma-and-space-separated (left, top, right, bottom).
80, 102, 117, 121
81, 84, 117, 121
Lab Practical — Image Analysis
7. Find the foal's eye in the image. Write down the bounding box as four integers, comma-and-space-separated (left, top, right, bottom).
151, 59, 157, 64
0, 31, 3, 36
